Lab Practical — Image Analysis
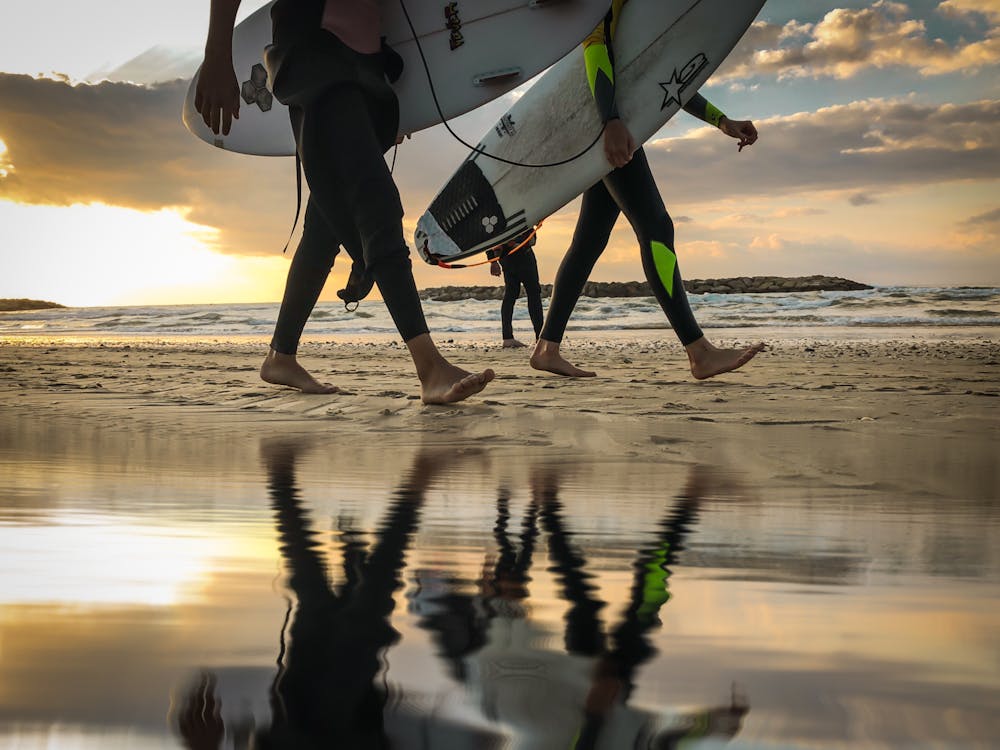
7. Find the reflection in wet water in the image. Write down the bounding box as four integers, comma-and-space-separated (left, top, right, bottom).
0, 416, 998, 748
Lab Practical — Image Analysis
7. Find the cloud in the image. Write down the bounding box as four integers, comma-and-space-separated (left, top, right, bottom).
951, 204, 1000, 248
848, 192, 879, 206
0, 72, 539, 281
88, 46, 202, 85
772, 207, 828, 218
646, 98, 1000, 204
961, 206, 1000, 224
0, 73, 300, 256
749, 233, 785, 250
5, 73, 999, 232
938, 0, 1000, 23
2, 74, 998, 289
716, 1, 1000, 81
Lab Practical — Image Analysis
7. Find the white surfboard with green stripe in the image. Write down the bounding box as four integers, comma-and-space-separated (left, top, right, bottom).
416, 0, 767, 263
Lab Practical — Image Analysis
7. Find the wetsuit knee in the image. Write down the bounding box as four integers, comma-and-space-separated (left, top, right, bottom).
646, 210, 674, 249
653, 210, 674, 247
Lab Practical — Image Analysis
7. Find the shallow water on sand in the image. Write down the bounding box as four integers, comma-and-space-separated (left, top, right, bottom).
1, 414, 998, 749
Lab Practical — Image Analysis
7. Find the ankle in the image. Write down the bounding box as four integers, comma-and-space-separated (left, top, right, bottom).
684, 336, 712, 358
267, 348, 297, 363
534, 338, 560, 355
406, 333, 448, 379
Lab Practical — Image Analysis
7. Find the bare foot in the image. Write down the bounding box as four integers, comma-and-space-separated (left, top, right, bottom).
420, 363, 495, 404
260, 349, 341, 394
530, 339, 596, 377
502, 338, 527, 349
686, 337, 764, 380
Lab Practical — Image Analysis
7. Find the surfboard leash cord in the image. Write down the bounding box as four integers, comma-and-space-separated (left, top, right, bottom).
396, 0, 609, 169
431, 220, 543, 269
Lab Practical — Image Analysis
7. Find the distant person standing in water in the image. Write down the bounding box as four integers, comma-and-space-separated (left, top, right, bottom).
487, 231, 545, 348
194, 0, 494, 403
530, 0, 764, 379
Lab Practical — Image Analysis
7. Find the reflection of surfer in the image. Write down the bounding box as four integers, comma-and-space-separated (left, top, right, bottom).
530, 0, 765, 380
487, 231, 545, 348
414, 465, 749, 748
177, 442, 504, 749
194, 1, 493, 403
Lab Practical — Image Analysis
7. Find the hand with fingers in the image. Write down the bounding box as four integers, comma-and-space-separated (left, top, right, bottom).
603, 118, 637, 169
719, 116, 758, 152
194, 55, 241, 136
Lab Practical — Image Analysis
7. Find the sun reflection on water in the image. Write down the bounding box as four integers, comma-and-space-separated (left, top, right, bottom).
0, 512, 225, 608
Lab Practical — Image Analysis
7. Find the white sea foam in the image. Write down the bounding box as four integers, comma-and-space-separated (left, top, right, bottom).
1, 287, 998, 336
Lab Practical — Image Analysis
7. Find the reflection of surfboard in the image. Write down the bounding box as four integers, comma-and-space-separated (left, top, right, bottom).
182, 0, 609, 156
415, 0, 766, 263
206, 664, 743, 749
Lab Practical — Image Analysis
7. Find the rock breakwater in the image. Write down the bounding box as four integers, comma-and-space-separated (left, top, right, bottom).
0, 299, 65, 312
420, 275, 871, 301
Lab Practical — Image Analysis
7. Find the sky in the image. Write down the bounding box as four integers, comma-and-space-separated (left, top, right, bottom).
1, 0, 999, 307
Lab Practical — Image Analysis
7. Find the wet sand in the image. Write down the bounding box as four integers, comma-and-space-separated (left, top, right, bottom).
1, 327, 999, 748
1, 328, 997, 474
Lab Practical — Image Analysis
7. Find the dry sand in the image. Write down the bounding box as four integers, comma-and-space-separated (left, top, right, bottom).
1, 329, 997, 497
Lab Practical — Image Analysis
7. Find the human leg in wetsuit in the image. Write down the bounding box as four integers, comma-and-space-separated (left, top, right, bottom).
268, 192, 374, 345
259, 93, 381, 394
530, 149, 763, 379
262, 48, 493, 400
263, 201, 374, 393
262, 196, 361, 393
257, 441, 443, 747
499, 249, 544, 346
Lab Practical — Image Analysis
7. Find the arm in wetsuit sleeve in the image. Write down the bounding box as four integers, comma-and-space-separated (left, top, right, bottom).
586, 1, 638, 167
583, 0, 627, 124
682, 91, 727, 129
685, 91, 759, 150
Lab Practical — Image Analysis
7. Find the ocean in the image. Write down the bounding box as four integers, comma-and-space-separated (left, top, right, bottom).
2, 286, 998, 338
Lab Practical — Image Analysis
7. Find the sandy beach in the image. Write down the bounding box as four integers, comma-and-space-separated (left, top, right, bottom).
2, 328, 997, 469
2, 327, 999, 749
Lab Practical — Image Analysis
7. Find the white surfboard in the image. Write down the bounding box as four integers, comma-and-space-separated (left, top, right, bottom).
415, 0, 766, 263
182, 0, 610, 156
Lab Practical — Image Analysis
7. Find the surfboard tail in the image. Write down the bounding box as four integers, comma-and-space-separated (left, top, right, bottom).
416, 160, 514, 264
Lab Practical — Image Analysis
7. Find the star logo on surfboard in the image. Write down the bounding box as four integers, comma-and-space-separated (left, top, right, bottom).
658, 72, 685, 110
658, 53, 709, 111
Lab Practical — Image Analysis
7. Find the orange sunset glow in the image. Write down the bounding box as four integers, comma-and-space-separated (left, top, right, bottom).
2, 0, 999, 307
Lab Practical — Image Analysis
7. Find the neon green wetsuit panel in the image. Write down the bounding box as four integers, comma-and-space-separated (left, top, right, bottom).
651, 241, 677, 298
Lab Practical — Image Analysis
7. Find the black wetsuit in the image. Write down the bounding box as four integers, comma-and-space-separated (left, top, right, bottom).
266, 2, 428, 354
260, 447, 423, 748
541, 0, 726, 347
489, 237, 544, 341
